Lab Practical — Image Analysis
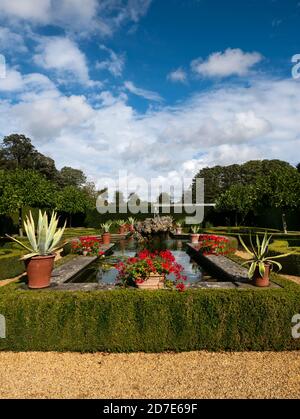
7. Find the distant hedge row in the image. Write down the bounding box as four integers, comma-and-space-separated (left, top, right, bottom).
0, 275, 300, 352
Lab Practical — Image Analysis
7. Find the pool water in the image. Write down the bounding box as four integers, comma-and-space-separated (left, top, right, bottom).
69, 235, 216, 285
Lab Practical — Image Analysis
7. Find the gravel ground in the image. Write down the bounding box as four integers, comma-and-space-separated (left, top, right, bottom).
0, 351, 299, 399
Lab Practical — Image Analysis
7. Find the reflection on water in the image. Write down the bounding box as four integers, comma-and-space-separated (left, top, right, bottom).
70, 235, 206, 285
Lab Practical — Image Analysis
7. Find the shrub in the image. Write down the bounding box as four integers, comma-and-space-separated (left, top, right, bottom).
268, 240, 300, 276
0, 249, 25, 280
0, 276, 300, 352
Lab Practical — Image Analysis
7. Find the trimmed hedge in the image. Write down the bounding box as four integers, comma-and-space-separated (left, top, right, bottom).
0, 249, 25, 280
0, 276, 300, 352
269, 240, 300, 276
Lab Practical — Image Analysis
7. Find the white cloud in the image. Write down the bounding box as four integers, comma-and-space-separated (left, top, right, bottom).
0, 67, 55, 92
0, 27, 28, 53
124, 81, 163, 102
33, 37, 93, 85
167, 68, 187, 83
96, 45, 125, 77
0, 0, 152, 36
0, 0, 51, 23
0, 71, 299, 199
191, 48, 263, 78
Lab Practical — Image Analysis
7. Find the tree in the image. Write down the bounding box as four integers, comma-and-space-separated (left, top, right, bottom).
0, 134, 35, 169
297, 163, 300, 173
56, 186, 92, 227
0, 134, 59, 180
216, 184, 258, 226
0, 169, 56, 236
255, 167, 300, 233
58, 166, 87, 188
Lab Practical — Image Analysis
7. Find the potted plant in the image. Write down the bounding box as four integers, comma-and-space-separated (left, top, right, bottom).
116, 219, 126, 234
116, 249, 187, 290
175, 220, 184, 235
71, 236, 105, 257
239, 233, 293, 287
6, 211, 66, 289
101, 222, 112, 245
190, 225, 200, 244
127, 217, 136, 232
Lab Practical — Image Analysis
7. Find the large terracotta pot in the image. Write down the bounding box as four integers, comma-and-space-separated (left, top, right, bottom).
190, 233, 200, 244
252, 263, 271, 287
118, 225, 126, 234
102, 232, 111, 245
136, 273, 165, 290
25, 254, 55, 289
129, 225, 135, 232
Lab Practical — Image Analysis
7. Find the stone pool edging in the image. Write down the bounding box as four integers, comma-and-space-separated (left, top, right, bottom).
187, 243, 281, 289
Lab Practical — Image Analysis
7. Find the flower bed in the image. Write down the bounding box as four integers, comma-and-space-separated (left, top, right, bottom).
71, 236, 105, 257
197, 234, 236, 256
116, 249, 187, 290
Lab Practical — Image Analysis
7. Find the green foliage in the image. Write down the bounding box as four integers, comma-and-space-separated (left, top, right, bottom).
0, 134, 58, 180
269, 240, 300, 276
0, 249, 25, 280
0, 169, 56, 215
58, 167, 87, 188
216, 184, 258, 225
0, 278, 300, 352
56, 186, 92, 214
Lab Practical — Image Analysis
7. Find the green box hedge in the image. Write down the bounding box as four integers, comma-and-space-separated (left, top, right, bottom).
268, 240, 300, 276
0, 276, 300, 352
0, 249, 25, 280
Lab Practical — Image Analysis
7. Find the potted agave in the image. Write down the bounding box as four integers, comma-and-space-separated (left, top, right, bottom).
6, 211, 66, 289
190, 225, 200, 244
239, 233, 293, 287
127, 217, 136, 233
175, 220, 183, 235
101, 222, 112, 245
116, 219, 127, 235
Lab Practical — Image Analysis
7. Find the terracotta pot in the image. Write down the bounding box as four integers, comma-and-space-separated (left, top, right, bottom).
102, 232, 111, 245
136, 273, 165, 290
252, 263, 271, 287
129, 225, 135, 232
118, 225, 126, 235
25, 254, 55, 289
175, 227, 183, 234
190, 233, 200, 244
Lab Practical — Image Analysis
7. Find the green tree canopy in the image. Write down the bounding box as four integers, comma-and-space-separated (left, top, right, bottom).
0, 134, 58, 181
0, 169, 57, 235
56, 186, 93, 226
58, 166, 87, 188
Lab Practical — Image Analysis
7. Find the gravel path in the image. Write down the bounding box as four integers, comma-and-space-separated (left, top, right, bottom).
0, 351, 299, 399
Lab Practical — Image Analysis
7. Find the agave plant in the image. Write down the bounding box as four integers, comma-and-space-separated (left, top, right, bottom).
127, 217, 136, 226
101, 221, 112, 233
239, 232, 294, 278
6, 211, 66, 260
191, 225, 200, 234
115, 219, 126, 227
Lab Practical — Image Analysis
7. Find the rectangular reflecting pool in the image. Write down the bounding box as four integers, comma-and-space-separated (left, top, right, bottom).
68, 234, 218, 285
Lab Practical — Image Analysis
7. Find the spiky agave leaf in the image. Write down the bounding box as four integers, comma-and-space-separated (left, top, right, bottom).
248, 261, 257, 279
24, 212, 38, 252
258, 261, 266, 277
238, 235, 255, 258
44, 212, 59, 252
5, 234, 33, 253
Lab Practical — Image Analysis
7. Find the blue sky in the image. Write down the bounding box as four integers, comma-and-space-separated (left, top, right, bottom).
0, 0, 299, 195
